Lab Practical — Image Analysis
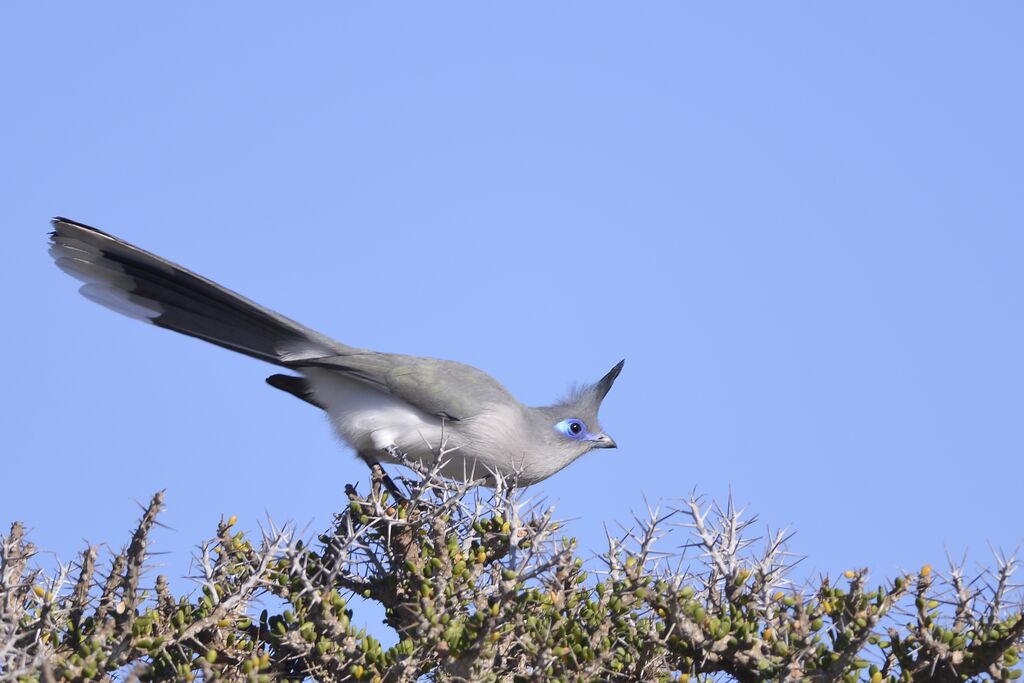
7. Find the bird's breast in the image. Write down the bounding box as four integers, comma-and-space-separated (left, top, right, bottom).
302, 368, 445, 458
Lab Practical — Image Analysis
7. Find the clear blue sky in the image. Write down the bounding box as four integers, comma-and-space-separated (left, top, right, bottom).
3, 2, 1022, 619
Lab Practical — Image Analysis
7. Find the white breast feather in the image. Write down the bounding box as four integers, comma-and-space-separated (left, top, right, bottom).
302, 367, 445, 459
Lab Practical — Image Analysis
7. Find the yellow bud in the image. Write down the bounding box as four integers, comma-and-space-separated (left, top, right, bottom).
920, 564, 932, 577
226, 515, 237, 527
32, 585, 45, 598
844, 570, 856, 579
762, 627, 775, 641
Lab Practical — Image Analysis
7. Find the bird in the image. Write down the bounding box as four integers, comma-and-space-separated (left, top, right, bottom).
48, 217, 623, 486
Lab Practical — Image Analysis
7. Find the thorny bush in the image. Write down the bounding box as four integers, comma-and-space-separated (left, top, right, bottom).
1, 461, 1022, 682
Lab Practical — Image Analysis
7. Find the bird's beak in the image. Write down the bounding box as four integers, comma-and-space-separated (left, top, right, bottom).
592, 433, 617, 449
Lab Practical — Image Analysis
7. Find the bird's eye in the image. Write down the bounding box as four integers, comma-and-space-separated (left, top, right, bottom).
555, 418, 588, 440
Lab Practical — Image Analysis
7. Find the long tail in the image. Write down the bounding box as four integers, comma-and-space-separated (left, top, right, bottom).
49, 217, 352, 365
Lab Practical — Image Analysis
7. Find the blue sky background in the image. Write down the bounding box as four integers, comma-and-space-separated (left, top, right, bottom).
3, 2, 1022, 635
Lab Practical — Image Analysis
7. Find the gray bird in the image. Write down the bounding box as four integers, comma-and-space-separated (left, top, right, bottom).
48, 218, 622, 485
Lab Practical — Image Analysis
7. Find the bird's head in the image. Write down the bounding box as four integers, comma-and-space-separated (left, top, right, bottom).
537, 360, 624, 462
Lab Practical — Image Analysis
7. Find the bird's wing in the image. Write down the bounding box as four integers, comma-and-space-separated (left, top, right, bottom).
291, 353, 517, 421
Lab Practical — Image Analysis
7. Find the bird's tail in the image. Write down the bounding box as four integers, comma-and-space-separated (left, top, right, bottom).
49, 217, 351, 365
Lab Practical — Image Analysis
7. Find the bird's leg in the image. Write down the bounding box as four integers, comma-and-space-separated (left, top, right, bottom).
358, 451, 405, 501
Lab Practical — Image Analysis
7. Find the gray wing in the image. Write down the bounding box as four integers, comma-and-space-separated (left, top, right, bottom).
292, 353, 517, 420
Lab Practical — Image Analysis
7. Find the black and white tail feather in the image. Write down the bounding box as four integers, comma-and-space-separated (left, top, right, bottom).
50, 217, 349, 366
50, 217, 347, 407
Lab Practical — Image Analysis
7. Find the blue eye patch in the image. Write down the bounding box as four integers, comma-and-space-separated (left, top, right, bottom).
555, 418, 590, 440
